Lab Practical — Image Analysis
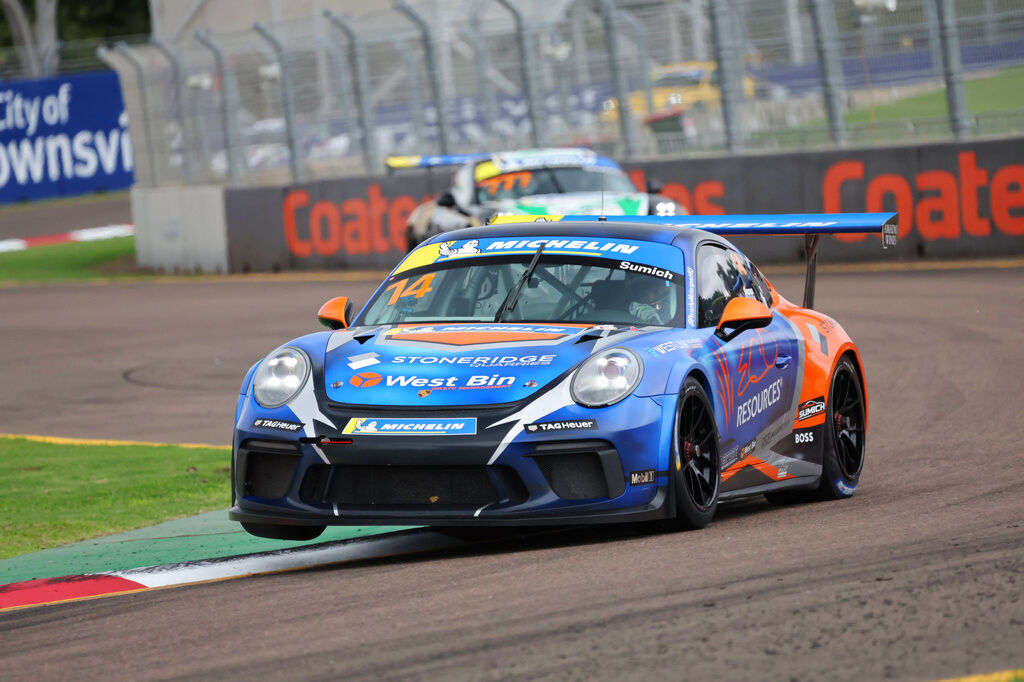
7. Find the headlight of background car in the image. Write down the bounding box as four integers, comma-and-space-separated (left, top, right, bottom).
571, 348, 643, 408
253, 347, 310, 408
650, 198, 678, 216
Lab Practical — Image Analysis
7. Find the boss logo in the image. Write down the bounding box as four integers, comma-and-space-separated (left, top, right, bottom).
795, 431, 814, 444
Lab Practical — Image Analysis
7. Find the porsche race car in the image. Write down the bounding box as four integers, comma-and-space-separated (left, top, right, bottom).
390, 148, 683, 251
230, 212, 897, 540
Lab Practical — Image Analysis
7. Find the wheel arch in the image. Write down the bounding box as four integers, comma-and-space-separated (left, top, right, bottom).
834, 346, 868, 434
684, 367, 714, 407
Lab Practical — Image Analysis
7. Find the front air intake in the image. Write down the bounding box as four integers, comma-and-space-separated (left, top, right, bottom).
240, 440, 300, 499
529, 440, 625, 500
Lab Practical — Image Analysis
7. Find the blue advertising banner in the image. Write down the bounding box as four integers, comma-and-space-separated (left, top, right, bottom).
0, 70, 134, 203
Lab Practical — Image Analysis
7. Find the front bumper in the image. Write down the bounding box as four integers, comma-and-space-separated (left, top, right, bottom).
230, 393, 677, 527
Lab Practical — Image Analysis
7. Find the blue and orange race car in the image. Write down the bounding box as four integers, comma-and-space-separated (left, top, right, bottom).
230, 213, 897, 540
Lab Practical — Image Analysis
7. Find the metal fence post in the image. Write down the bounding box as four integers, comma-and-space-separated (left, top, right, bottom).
462, 19, 498, 137
921, 0, 944, 79
394, 0, 452, 155
597, 0, 637, 158
393, 37, 427, 147
708, 0, 744, 152
570, 3, 591, 87
935, 0, 969, 139
151, 38, 194, 183
983, 0, 997, 44
548, 27, 573, 132
687, 0, 708, 61
253, 22, 303, 183
618, 9, 653, 123
808, 0, 848, 146
41, 40, 62, 75
194, 30, 243, 183
111, 43, 158, 186
324, 38, 361, 168
324, 9, 382, 174
496, 0, 543, 148
783, 0, 804, 64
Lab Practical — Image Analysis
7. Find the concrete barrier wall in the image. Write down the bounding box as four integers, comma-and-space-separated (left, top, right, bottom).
138, 136, 1024, 273
132, 186, 229, 273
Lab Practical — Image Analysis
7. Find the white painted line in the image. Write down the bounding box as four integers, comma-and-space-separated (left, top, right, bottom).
109, 530, 464, 589
68, 224, 135, 241
0, 239, 28, 253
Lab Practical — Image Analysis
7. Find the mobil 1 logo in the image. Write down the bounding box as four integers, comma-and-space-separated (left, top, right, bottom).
630, 469, 656, 485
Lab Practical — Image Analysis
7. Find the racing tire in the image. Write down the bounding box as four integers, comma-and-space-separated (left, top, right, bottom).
764, 356, 866, 505
241, 522, 325, 541
816, 356, 866, 500
671, 378, 721, 530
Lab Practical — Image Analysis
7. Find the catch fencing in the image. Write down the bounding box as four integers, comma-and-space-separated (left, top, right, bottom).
90, 0, 1024, 189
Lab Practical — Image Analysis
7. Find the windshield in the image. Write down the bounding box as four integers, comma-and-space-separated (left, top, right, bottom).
475, 167, 639, 203
361, 255, 684, 327
654, 71, 706, 88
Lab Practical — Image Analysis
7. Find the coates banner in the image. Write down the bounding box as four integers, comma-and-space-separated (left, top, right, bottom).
0, 70, 134, 204
625, 137, 1024, 261
220, 136, 1024, 272
222, 175, 445, 272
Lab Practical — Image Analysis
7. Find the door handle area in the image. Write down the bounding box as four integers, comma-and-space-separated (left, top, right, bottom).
775, 354, 792, 369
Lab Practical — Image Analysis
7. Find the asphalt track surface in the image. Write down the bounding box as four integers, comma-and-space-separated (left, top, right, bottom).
0, 194, 131, 239
1, 265, 1022, 680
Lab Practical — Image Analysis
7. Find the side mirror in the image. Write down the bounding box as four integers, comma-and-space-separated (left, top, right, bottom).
715, 297, 772, 342
318, 296, 353, 330
646, 177, 664, 194
436, 191, 457, 208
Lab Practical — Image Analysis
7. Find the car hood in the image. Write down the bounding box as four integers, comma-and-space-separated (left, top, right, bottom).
488, 192, 649, 216
323, 322, 632, 407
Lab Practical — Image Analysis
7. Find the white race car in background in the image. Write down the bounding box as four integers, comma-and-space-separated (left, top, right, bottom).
388, 148, 684, 250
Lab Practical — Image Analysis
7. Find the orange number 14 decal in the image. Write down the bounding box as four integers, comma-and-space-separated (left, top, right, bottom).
385, 273, 436, 305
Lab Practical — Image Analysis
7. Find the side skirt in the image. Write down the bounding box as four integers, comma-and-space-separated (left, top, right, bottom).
719, 474, 818, 501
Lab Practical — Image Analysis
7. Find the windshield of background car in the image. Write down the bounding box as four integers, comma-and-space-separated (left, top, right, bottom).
474, 167, 639, 203
360, 237, 687, 327
654, 71, 706, 88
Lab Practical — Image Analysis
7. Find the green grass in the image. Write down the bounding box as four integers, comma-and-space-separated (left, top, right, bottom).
0, 437, 231, 559
743, 65, 1024, 150
0, 236, 137, 283
846, 65, 1024, 123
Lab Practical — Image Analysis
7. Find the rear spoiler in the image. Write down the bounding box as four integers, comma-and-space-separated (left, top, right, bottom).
385, 153, 491, 174
488, 212, 899, 309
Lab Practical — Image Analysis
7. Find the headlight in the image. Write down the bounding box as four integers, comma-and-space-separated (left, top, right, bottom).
571, 348, 643, 408
653, 200, 678, 216
253, 347, 310, 408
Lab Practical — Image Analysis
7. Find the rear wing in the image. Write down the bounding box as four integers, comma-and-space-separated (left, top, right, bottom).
488, 212, 899, 309
385, 153, 491, 174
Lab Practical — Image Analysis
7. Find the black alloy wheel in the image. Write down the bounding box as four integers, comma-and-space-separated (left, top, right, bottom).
818, 356, 866, 499
673, 378, 721, 529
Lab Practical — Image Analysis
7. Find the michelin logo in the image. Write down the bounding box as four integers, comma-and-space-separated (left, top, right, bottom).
342, 417, 477, 436
439, 240, 481, 256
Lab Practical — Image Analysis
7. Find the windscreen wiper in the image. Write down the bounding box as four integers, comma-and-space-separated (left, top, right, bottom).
494, 243, 545, 322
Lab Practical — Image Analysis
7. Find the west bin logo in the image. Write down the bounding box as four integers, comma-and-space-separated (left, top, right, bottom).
349, 372, 516, 390
350, 372, 383, 388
